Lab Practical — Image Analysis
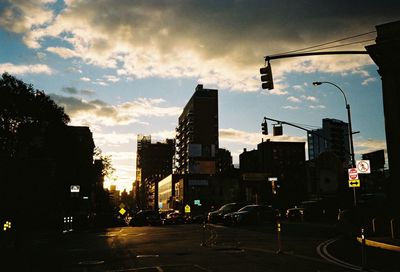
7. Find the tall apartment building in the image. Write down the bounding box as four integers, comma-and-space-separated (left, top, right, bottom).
308, 118, 350, 164
135, 135, 175, 208
175, 84, 218, 175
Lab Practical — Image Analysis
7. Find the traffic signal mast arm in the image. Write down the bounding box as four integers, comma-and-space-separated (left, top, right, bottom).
262, 117, 328, 141
260, 50, 369, 90
264, 50, 368, 62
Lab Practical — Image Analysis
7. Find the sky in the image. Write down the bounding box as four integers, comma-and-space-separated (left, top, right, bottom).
1, 0, 399, 192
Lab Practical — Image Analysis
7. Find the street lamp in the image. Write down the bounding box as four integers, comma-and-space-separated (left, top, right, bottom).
312, 81, 357, 206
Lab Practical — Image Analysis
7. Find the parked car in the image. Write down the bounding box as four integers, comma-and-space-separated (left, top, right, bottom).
286, 200, 327, 221
208, 202, 249, 224
129, 210, 162, 226
286, 206, 305, 221
224, 204, 280, 226
162, 210, 186, 225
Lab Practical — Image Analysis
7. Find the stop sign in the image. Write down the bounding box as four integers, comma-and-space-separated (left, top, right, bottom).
348, 168, 358, 180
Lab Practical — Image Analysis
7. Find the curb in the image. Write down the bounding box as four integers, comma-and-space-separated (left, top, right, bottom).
356, 237, 400, 252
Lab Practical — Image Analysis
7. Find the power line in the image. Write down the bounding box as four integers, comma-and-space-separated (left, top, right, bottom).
300, 38, 375, 53
269, 30, 376, 57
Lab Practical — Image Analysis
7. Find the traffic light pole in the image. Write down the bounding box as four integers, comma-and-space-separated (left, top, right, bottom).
265, 51, 368, 62
262, 117, 329, 142
260, 51, 369, 90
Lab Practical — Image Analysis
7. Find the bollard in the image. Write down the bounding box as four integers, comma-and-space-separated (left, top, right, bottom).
372, 217, 376, 234
361, 228, 367, 271
276, 220, 282, 254
201, 220, 206, 247
390, 219, 396, 239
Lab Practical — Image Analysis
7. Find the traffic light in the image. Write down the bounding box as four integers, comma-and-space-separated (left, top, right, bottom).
260, 62, 274, 90
273, 124, 283, 136
262, 121, 268, 135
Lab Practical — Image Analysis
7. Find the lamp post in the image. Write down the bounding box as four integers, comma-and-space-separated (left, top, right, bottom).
312, 81, 357, 206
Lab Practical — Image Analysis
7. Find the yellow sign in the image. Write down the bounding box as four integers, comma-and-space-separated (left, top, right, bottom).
348, 179, 360, 187
119, 208, 126, 215
184, 204, 191, 213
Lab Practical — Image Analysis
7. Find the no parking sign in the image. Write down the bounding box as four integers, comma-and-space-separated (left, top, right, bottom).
356, 160, 371, 174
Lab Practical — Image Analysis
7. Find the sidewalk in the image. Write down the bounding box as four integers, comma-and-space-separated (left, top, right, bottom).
357, 236, 400, 252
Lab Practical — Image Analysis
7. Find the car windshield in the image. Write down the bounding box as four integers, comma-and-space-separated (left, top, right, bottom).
238, 205, 257, 212
219, 203, 236, 212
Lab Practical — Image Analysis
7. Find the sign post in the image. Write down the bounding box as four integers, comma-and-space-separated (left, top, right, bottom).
348, 168, 359, 207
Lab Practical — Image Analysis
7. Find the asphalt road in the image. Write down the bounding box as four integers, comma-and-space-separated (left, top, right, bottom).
2, 221, 399, 271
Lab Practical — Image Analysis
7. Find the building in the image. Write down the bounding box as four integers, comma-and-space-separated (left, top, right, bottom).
135, 135, 175, 209
366, 21, 400, 212
240, 140, 306, 208
175, 84, 218, 175
308, 118, 350, 164
216, 148, 234, 173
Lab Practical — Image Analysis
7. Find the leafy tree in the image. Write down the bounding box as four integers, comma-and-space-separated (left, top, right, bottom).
94, 147, 116, 179
0, 73, 70, 158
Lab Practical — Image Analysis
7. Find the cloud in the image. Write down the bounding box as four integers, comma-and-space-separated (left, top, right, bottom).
0, 62, 53, 75
80, 77, 91, 82
287, 96, 301, 103
0, 0, 55, 35
362, 77, 377, 85
2, 1, 396, 91
293, 85, 305, 92
309, 105, 326, 109
93, 132, 134, 146
282, 105, 300, 110
47, 46, 79, 58
49, 94, 182, 127
94, 81, 108, 86
61, 87, 78, 94
354, 139, 386, 155
301, 95, 318, 102
103, 75, 120, 82
219, 128, 305, 146
61, 86, 95, 96
268, 88, 289, 95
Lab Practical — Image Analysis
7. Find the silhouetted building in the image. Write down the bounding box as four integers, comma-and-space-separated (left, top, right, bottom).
308, 118, 350, 164
135, 135, 175, 209
175, 84, 218, 175
361, 149, 387, 193
240, 140, 306, 208
366, 20, 400, 213
216, 148, 233, 173
239, 148, 259, 173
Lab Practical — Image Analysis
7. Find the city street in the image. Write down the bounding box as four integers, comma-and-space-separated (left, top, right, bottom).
3, 221, 399, 271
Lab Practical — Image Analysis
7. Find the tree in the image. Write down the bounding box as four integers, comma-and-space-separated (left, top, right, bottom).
0, 73, 70, 158
94, 147, 116, 180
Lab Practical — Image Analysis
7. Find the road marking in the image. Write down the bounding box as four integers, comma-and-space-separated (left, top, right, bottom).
316, 238, 379, 272
107, 264, 210, 272
136, 254, 159, 258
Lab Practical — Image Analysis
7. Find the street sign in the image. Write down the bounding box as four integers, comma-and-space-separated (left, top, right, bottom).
356, 160, 371, 174
348, 179, 360, 187
119, 208, 126, 216
184, 204, 191, 214
194, 199, 201, 206
70, 185, 80, 193
348, 168, 358, 180
119, 203, 126, 209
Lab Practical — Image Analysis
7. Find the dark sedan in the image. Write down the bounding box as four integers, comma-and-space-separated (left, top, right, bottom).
224, 204, 280, 226
207, 202, 248, 224
129, 210, 162, 226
